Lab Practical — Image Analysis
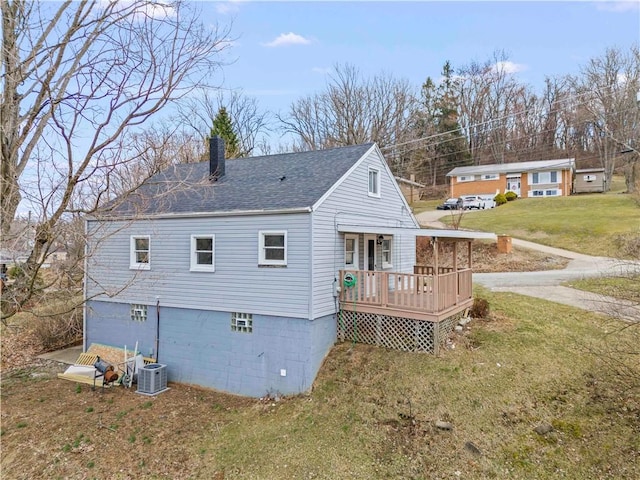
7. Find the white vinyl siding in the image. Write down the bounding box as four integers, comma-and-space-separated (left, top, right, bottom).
130, 235, 150, 270
259, 231, 287, 266
311, 148, 418, 317
190, 235, 215, 272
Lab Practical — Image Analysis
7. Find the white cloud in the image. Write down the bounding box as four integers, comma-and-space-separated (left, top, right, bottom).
492, 60, 528, 74
215, 1, 242, 15
596, 1, 640, 13
262, 32, 311, 48
312, 66, 331, 74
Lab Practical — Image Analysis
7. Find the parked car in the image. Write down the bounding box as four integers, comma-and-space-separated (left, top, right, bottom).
461, 195, 482, 210
436, 198, 463, 210
478, 195, 497, 209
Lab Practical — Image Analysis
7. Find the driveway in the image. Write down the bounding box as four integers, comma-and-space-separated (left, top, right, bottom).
415, 208, 640, 321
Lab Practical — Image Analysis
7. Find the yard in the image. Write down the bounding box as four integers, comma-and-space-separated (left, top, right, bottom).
2, 190, 639, 479
448, 192, 640, 257
1, 287, 639, 479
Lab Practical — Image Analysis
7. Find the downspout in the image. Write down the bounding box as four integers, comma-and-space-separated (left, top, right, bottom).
155, 297, 160, 362
83, 219, 89, 352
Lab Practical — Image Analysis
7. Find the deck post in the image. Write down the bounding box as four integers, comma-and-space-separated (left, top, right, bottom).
433, 239, 439, 311
453, 241, 458, 304
433, 321, 440, 355
381, 272, 388, 307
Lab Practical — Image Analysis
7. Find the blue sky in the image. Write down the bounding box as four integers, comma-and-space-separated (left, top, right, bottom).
208, 0, 639, 117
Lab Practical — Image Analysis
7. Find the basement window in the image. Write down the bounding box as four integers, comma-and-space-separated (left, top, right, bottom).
231, 312, 253, 333
131, 304, 148, 322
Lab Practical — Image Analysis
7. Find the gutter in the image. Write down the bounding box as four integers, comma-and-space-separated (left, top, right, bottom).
87, 206, 313, 222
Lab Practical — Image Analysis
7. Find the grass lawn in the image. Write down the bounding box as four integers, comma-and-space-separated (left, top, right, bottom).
2, 290, 639, 479
450, 193, 640, 257
411, 199, 442, 215
566, 275, 640, 303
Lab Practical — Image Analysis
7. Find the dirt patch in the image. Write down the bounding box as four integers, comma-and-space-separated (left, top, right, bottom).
471, 242, 569, 273
1, 363, 254, 480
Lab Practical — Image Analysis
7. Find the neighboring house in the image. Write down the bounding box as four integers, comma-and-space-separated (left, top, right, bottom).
447, 158, 575, 199
574, 168, 606, 193
394, 175, 425, 204
85, 139, 488, 398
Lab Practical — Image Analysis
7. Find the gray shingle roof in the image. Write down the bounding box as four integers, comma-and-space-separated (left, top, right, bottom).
447, 158, 575, 177
104, 143, 375, 217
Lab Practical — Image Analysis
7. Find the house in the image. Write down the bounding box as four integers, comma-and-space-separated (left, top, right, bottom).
447, 158, 575, 199
85, 139, 488, 398
574, 168, 606, 193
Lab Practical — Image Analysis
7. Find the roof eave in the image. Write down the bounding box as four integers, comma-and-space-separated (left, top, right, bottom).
88, 206, 313, 222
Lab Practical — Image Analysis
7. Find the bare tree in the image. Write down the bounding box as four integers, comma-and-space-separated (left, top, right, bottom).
279, 64, 416, 152
109, 123, 206, 198
570, 45, 640, 191
0, 0, 231, 320
178, 89, 272, 157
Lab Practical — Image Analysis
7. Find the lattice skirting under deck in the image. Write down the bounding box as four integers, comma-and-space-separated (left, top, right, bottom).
337, 310, 462, 354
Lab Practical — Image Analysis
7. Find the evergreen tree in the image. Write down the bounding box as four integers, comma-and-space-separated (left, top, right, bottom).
413, 62, 470, 186
433, 61, 471, 174
209, 107, 241, 158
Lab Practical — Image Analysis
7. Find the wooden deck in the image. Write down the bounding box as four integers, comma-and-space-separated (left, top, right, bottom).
339, 268, 473, 322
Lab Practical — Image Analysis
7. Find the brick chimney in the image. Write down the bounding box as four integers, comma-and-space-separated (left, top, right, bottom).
209, 136, 225, 180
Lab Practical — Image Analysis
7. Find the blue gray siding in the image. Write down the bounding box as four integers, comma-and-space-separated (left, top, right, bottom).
85, 144, 420, 397
86, 300, 335, 397
86, 213, 312, 319
310, 147, 419, 317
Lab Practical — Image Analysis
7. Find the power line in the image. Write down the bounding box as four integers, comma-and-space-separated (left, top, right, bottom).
381, 87, 636, 155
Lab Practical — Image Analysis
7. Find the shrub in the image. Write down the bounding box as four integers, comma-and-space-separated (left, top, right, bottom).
614, 233, 640, 260
494, 193, 507, 206
30, 307, 83, 351
505, 191, 518, 202
470, 297, 490, 319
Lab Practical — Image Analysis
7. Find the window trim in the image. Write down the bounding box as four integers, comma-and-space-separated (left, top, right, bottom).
531, 189, 560, 197
190, 234, 215, 272
481, 173, 499, 181
457, 175, 474, 182
258, 230, 287, 266
368, 167, 381, 197
531, 171, 560, 185
381, 236, 393, 269
130, 235, 150, 270
345, 234, 359, 269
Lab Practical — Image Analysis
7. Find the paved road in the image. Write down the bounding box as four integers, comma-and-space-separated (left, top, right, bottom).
415, 208, 640, 321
